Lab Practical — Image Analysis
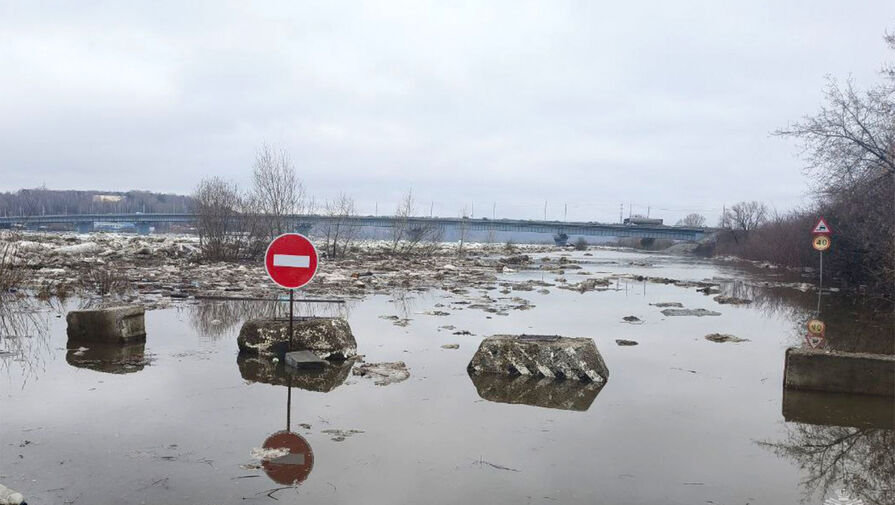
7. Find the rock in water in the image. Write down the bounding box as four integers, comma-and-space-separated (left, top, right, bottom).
704, 333, 750, 343
237, 317, 357, 359
0, 483, 24, 505
712, 295, 752, 305
66, 305, 146, 342
660, 308, 721, 317
467, 335, 609, 383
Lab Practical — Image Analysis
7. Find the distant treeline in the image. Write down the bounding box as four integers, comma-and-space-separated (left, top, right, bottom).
0, 188, 194, 216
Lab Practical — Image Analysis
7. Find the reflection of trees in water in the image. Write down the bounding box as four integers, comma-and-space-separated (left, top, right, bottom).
387, 289, 419, 319
719, 280, 893, 354
760, 424, 894, 505
189, 299, 354, 340
0, 297, 53, 389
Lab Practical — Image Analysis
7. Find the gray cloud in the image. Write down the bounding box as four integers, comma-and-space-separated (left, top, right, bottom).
1, 0, 892, 223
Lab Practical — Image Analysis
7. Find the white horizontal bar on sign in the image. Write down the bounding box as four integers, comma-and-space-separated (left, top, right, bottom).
273, 254, 311, 268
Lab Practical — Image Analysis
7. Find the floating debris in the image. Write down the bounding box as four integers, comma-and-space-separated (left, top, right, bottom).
352, 361, 410, 386
650, 302, 683, 308
713, 295, 752, 305
661, 308, 721, 317
705, 333, 750, 343
322, 429, 364, 442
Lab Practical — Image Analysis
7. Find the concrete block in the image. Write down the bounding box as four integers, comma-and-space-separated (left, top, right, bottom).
467, 334, 609, 383
784, 347, 895, 397
237, 317, 357, 359
65, 305, 146, 343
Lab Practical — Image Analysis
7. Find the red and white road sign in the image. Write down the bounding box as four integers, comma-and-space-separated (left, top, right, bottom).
812, 218, 832, 235
261, 430, 314, 485
265, 233, 319, 289
805, 333, 825, 349
806, 319, 826, 335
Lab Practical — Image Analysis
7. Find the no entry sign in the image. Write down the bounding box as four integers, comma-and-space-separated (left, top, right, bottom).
265, 233, 319, 289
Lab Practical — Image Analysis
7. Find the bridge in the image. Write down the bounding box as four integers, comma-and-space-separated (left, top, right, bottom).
0, 213, 708, 241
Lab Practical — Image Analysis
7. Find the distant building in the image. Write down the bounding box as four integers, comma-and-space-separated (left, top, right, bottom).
93, 194, 124, 203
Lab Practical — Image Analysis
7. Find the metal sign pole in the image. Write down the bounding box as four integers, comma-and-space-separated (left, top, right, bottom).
288, 288, 294, 351
816, 250, 823, 315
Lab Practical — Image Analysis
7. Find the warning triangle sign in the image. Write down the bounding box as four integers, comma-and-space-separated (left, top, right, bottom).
806, 334, 825, 349
812, 218, 832, 235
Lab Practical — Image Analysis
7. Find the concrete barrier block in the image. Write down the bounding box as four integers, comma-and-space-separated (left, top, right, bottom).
468, 371, 605, 411
237, 317, 357, 359
467, 334, 609, 383
65, 305, 146, 343
784, 347, 895, 397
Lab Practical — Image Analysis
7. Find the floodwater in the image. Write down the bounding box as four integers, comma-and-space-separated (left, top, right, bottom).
1, 249, 892, 505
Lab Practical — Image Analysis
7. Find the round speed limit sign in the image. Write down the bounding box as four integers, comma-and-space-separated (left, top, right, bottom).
806, 319, 826, 335
812, 235, 831, 251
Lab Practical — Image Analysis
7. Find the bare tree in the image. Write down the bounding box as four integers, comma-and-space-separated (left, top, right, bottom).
321, 193, 360, 259
719, 201, 768, 242
0, 232, 25, 296
250, 143, 308, 240
390, 188, 415, 252
193, 177, 249, 261
390, 189, 441, 256
676, 213, 706, 227
775, 78, 894, 195
457, 206, 470, 256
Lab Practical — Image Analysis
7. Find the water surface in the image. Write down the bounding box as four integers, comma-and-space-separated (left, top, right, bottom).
1, 249, 891, 504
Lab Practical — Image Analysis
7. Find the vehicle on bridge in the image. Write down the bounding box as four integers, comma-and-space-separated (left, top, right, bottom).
623, 215, 663, 226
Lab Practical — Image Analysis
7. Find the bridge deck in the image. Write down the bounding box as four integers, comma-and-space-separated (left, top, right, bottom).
0, 213, 708, 240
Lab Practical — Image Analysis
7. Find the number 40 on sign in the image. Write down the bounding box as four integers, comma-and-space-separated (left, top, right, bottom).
813, 235, 831, 251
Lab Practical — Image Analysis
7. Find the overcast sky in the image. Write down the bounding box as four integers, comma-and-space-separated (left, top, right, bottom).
1, 1, 892, 223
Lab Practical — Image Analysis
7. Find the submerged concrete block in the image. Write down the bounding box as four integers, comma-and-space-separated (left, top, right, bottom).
784, 347, 895, 397
237, 355, 353, 392
66, 342, 149, 374
469, 372, 605, 411
782, 389, 894, 429
65, 305, 146, 343
285, 350, 328, 369
237, 317, 357, 360
467, 335, 609, 383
